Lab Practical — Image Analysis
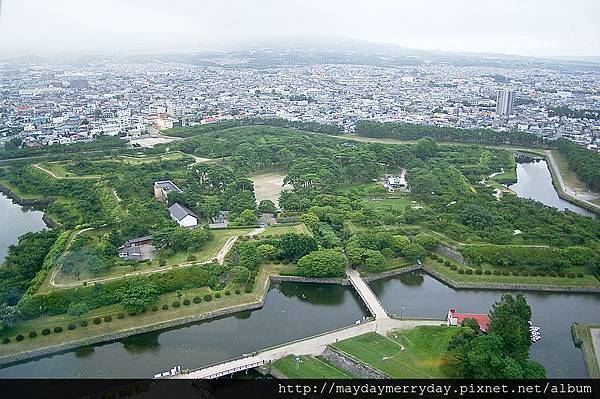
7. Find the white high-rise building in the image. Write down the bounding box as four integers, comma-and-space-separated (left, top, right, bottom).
496, 89, 515, 116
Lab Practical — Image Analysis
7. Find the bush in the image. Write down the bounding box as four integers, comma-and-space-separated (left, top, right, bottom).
444, 260, 451, 267
530, 271, 537, 277
68, 323, 76, 330
475, 269, 483, 275
93, 317, 101, 325
104, 315, 112, 322
225, 290, 231, 296
465, 269, 473, 275
549, 271, 557, 277
183, 299, 190, 306
187, 254, 197, 262
42, 328, 51, 335
162, 304, 169, 310
577, 272, 584, 278
1, 337, 9, 344
172, 301, 181, 308
450, 264, 458, 271
215, 292, 221, 299
79, 320, 88, 327
568, 273, 576, 278
193, 296, 201, 304
493, 270, 501, 276
152, 306, 159, 312
117, 313, 125, 319
458, 269, 465, 274
16, 334, 24, 342
430, 253, 438, 260
514, 271, 522, 276
538, 271, 546, 277
558, 272, 566, 278
235, 289, 241, 294
28, 331, 37, 339
484, 270, 492, 275
53, 326, 63, 333
203, 294, 212, 302
502, 271, 510, 276
436, 258, 444, 263
244, 286, 253, 293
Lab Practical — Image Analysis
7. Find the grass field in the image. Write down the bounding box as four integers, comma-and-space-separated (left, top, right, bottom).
363, 197, 412, 214
424, 255, 600, 288
333, 326, 460, 378
259, 223, 311, 237
52, 228, 256, 286
271, 355, 354, 379
550, 150, 591, 192
0, 263, 290, 358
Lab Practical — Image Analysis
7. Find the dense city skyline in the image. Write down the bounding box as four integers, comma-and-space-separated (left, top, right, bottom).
0, 0, 599, 57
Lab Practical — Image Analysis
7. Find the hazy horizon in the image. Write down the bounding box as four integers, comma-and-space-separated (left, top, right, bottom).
0, 0, 599, 58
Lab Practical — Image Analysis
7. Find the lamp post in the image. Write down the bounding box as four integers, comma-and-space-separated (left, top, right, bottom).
400, 305, 406, 320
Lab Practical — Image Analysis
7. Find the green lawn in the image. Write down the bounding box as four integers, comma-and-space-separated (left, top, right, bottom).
0, 263, 284, 359
359, 257, 413, 276
259, 223, 311, 237
271, 355, 354, 379
551, 150, 591, 192
363, 197, 412, 214
333, 326, 461, 378
424, 255, 600, 288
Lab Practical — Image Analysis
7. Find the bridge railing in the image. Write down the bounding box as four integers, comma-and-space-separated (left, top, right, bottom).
202, 360, 265, 379
347, 273, 388, 317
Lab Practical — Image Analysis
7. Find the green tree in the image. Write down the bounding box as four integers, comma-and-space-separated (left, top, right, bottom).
297, 249, 346, 278
363, 249, 386, 273
488, 293, 532, 362
115, 278, 160, 313
230, 266, 251, 285
299, 212, 320, 231
257, 244, 277, 260
0, 303, 20, 328
402, 242, 426, 262
278, 233, 318, 261
67, 302, 90, 319
392, 235, 410, 254
258, 199, 278, 214
232, 209, 258, 226
413, 233, 438, 251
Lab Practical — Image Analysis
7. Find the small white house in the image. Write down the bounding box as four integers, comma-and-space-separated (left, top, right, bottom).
169, 202, 198, 228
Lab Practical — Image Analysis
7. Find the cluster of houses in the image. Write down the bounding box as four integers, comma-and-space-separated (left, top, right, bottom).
382, 172, 408, 193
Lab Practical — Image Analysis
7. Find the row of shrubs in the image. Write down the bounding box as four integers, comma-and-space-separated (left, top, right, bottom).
2, 289, 247, 345
433, 253, 585, 278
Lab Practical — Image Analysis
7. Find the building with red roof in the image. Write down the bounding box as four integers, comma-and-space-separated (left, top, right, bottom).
447, 308, 490, 332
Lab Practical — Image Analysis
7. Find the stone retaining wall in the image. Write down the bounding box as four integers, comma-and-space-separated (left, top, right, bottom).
435, 244, 465, 264
422, 265, 600, 293
0, 182, 55, 206
321, 346, 387, 379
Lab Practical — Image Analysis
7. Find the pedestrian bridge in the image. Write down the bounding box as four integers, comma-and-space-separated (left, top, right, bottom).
159, 270, 439, 379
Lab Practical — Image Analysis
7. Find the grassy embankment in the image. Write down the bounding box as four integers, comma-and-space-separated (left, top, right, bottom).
423, 254, 600, 288
332, 326, 460, 378
0, 262, 297, 359
271, 355, 354, 379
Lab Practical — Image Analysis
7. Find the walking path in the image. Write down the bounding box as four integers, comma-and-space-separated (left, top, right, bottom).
170, 318, 441, 379
32, 163, 100, 180
49, 227, 264, 289
545, 150, 600, 212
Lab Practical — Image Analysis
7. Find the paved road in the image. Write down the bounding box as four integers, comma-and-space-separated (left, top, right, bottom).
172, 318, 442, 379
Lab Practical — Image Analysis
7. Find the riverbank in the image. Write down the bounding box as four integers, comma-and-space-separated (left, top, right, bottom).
0, 265, 359, 367
572, 323, 600, 378
0, 181, 60, 228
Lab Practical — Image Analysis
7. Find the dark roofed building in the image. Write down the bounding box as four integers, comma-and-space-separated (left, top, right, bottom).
169, 202, 198, 227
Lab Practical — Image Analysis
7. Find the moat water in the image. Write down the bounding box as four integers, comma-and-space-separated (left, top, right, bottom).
0, 193, 46, 263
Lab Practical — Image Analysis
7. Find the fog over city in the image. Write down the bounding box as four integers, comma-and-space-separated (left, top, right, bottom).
0, 0, 599, 57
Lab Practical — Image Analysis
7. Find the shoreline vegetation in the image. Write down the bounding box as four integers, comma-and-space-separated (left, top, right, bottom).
1, 260, 597, 367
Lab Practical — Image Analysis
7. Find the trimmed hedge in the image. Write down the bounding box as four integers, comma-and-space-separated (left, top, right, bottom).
475, 269, 483, 275
54, 326, 63, 333
1, 337, 9, 344
450, 264, 458, 271
215, 292, 221, 299
203, 294, 212, 302
444, 260, 451, 267
465, 269, 473, 275
93, 317, 101, 325
80, 320, 88, 327
28, 331, 37, 338
152, 306, 159, 311
16, 334, 24, 342
172, 301, 181, 308
42, 328, 51, 335
244, 286, 253, 293
193, 296, 201, 304
162, 304, 169, 310
235, 289, 241, 294
183, 299, 190, 305
484, 270, 492, 275
458, 269, 465, 274
104, 315, 112, 322
430, 253, 438, 260
68, 323, 77, 330
117, 313, 125, 319
225, 290, 231, 296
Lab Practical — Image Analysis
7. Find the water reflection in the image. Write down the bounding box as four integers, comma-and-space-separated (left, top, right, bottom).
122, 331, 161, 354
73, 346, 95, 358
277, 282, 346, 305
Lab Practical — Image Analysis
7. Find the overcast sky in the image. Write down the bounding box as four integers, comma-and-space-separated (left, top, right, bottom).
0, 0, 598, 57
